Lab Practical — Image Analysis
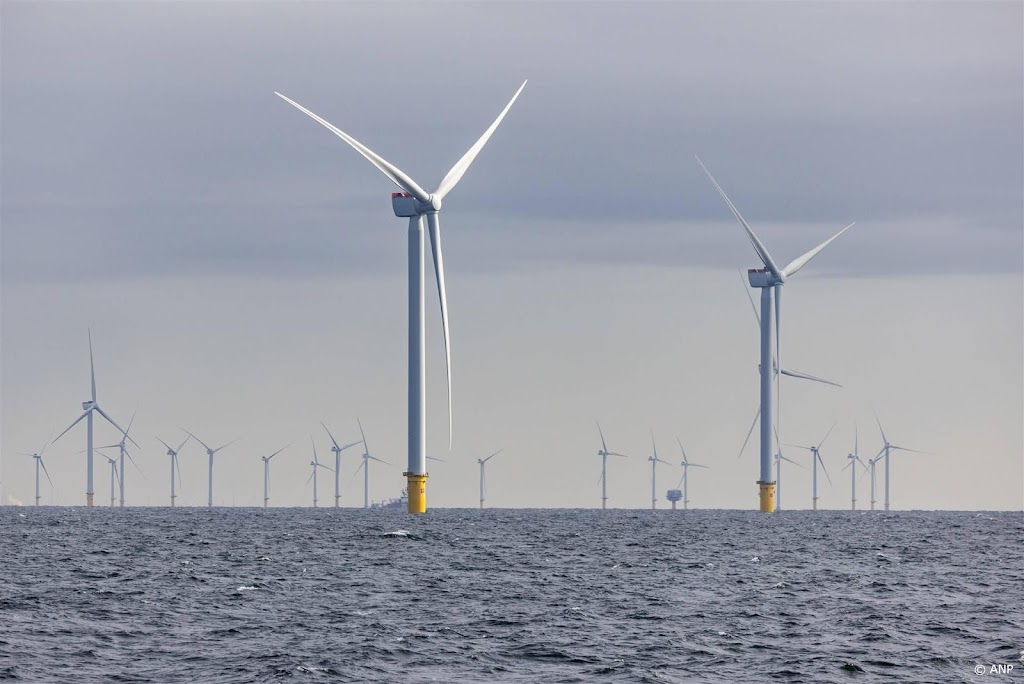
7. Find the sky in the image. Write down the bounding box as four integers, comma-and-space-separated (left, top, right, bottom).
1, 1, 1021, 511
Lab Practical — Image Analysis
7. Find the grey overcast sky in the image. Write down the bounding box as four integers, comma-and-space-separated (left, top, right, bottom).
2, 1, 1021, 510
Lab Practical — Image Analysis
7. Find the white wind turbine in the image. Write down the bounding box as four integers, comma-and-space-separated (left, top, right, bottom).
772, 433, 805, 511
841, 427, 868, 510
275, 81, 527, 514
477, 449, 503, 509
675, 438, 708, 511
307, 437, 334, 508
18, 434, 54, 506
100, 452, 120, 508
185, 431, 236, 508
156, 435, 188, 507
874, 413, 928, 511
354, 419, 388, 509
865, 451, 883, 511
699, 158, 854, 513
596, 422, 628, 510
785, 423, 835, 510
53, 330, 137, 507
321, 422, 361, 508
96, 412, 143, 508
261, 444, 289, 509
648, 432, 671, 510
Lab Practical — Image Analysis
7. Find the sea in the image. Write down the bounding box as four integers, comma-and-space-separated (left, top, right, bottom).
0, 508, 1021, 683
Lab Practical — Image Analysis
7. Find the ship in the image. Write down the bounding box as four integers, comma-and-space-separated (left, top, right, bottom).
372, 488, 408, 510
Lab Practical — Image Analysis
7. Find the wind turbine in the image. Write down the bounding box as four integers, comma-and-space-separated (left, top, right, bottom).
596, 422, 627, 510
648, 432, 671, 510
865, 451, 882, 511
275, 81, 527, 514
786, 423, 835, 510
307, 437, 333, 508
100, 453, 120, 508
772, 433, 805, 511
96, 411, 142, 507
477, 449, 503, 509
321, 422, 361, 508
53, 330, 137, 506
157, 435, 188, 507
18, 434, 54, 506
841, 427, 868, 510
874, 413, 927, 511
675, 438, 708, 510
185, 431, 235, 508
354, 419, 388, 509
699, 158, 854, 512
260, 444, 289, 509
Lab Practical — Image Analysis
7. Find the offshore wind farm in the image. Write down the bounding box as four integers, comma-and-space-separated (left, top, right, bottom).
1, 2, 1021, 683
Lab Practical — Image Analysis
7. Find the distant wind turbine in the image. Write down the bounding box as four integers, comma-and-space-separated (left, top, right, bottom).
18, 434, 54, 506
841, 427, 869, 510
261, 444, 289, 509
477, 449, 503, 509
596, 422, 627, 510
100, 453, 120, 508
354, 419, 388, 509
786, 423, 835, 510
874, 413, 928, 511
53, 330, 137, 507
699, 159, 854, 512
773, 432, 805, 511
648, 432, 670, 510
321, 422, 360, 508
157, 435, 188, 507
675, 438, 708, 510
307, 437, 333, 508
185, 431, 236, 508
275, 82, 527, 513
96, 411, 142, 507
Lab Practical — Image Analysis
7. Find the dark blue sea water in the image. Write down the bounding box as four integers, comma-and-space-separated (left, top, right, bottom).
0, 509, 1021, 683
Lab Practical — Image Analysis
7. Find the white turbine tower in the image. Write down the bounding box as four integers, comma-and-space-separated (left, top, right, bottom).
354, 419, 388, 509
275, 81, 527, 514
865, 452, 882, 511
185, 431, 235, 508
596, 422, 627, 510
321, 422, 360, 508
260, 444, 288, 509
675, 438, 708, 510
648, 432, 670, 510
157, 435, 188, 507
18, 435, 54, 506
53, 330, 137, 507
307, 437, 334, 508
786, 423, 835, 510
477, 449, 503, 509
96, 412, 142, 508
773, 434, 805, 511
874, 413, 927, 511
841, 427, 868, 510
699, 158, 854, 512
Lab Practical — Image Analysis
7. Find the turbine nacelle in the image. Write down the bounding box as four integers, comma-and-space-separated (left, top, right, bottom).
82, 400, 96, 410
747, 268, 782, 288
392, 192, 442, 217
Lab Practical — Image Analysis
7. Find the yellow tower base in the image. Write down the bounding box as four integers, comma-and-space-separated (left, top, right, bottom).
87, 493, 94, 507
406, 473, 428, 514
758, 481, 776, 513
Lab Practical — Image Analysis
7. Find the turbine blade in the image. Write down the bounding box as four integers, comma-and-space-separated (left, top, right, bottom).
783, 443, 814, 451
175, 434, 191, 453
89, 328, 97, 403
818, 453, 833, 486
174, 453, 183, 488
818, 422, 838, 450
357, 417, 368, 455
368, 455, 390, 465
890, 445, 929, 455
781, 455, 804, 468
338, 440, 361, 452
483, 449, 503, 463
183, 430, 210, 452
689, 463, 709, 469
54, 409, 90, 443
426, 455, 446, 463
306, 471, 314, 486
781, 222, 855, 278
426, 212, 453, 449
212, 439, 237, 454
40, 458, 54, 487
434, 80, 527, 200
874, 411, 889, 445
695, 156, 781, 278
738, 405, 760, 458
269, 443, 290, 460
273, 92, 430, 203
596, 420, 608, 454
125, 449, 146, 479
320, 421, 341, 450
608, 452, 628, 458
156, 437, 174, 452
779, 368, 842, 388
676, 437, 688, 465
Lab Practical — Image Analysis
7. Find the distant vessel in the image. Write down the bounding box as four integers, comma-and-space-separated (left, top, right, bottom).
373, 489, 408, 510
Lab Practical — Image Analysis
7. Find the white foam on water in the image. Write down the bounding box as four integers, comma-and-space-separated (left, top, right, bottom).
237, 585, 257, 591
384, 530, 410, 537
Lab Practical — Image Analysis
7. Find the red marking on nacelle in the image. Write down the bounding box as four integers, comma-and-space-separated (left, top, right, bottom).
748, 268, 767, 273
392, 192, 411, 198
